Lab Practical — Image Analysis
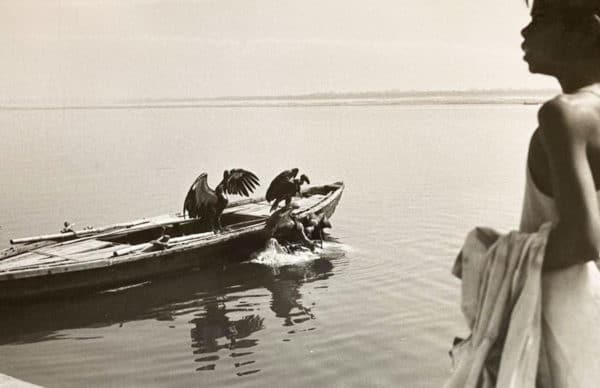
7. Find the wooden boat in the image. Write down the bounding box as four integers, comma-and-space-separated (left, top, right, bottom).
0, 182, 344, 300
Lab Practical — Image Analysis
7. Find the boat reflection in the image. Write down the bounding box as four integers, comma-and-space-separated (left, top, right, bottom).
0, 245, 342, 379
0, 259, 257, 344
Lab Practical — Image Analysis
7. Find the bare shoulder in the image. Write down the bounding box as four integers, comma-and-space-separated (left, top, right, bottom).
538, 93, 600, 145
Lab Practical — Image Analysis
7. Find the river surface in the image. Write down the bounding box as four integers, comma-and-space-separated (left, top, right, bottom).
0, 104, 536, 387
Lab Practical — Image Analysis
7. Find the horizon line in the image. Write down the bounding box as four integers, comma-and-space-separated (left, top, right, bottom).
126, 87, 559, 103
0, 88, 559, 110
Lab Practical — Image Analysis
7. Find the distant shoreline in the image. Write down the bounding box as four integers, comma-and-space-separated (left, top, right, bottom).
0, 98, 548, 111
1, 89, 556, 110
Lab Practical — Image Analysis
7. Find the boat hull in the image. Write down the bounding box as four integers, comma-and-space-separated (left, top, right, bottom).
0, 183, 343, 301
0, 230, 266, 301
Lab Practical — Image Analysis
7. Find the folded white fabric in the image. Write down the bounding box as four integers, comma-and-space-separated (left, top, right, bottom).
445, 222, 552, 388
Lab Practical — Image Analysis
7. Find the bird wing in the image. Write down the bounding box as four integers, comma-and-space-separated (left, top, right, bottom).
183, 176, 201, 217
266, 169, 297, 202
222, 169, 260, 197
183, 174, 217, 218
183, 186, 197, 218
275, 169, 298, 182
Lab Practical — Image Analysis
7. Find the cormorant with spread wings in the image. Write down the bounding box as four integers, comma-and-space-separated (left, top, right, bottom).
265, 168, 310, 212
183, 169, 260, 233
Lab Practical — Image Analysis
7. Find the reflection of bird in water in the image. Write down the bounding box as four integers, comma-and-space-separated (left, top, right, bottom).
190, 301, 230, 354
266, 168, 310, 212
267, 278, 303, 326
183, 169, 260, 233
190, 301, 264, 360
262, 260, 333, 326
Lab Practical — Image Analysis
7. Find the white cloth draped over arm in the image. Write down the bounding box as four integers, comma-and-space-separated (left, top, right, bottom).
445, 222, 552, 388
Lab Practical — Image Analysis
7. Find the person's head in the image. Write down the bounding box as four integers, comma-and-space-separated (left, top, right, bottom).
521, 0, 600, 81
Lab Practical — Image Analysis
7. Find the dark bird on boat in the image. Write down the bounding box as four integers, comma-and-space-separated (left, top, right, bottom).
183, 169, 260, 233
302, 213, 332, 247
265, 203, 316, 251
266, 168, 310, 212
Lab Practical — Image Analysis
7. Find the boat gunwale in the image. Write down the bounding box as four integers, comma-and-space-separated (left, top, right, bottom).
0, 182, 344, 281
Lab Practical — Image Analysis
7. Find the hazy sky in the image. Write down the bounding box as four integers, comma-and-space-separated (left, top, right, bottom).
1, 0, 556, 104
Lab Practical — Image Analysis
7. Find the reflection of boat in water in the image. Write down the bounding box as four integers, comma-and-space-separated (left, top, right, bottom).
0, 253, 338, 378
0, 183, 344, 300
0, 252, 336, 341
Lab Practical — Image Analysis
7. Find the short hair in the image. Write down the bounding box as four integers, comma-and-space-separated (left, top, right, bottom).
527, 0, 600, 35
527, 0, 600, 12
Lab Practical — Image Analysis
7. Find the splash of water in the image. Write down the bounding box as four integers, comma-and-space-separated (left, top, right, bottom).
250, 239, 350, 267
250, 239, 318, 267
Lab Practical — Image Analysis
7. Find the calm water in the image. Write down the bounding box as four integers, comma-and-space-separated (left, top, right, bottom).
0, 104, 537, 387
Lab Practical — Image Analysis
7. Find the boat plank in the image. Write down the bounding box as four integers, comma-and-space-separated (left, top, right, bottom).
36, 240, 114, 256
69, 244, 130, 261
112, 243, 154, 257
0, 241, 56, 261
223, 202, 270, 214
239, 194, 326, 217
3, 258, 73, 272
9, 219, 150, 245
0, 252, 58, 271
237, 208, 272, 217
0, 243, 124, 272
170, 232, 213, 242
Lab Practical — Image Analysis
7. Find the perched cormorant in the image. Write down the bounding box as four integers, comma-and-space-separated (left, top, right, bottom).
266, 168, 310, 212
183, 169, 260, 233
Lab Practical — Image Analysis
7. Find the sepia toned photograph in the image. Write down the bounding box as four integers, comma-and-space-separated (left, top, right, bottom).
2, 0, 600, 387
